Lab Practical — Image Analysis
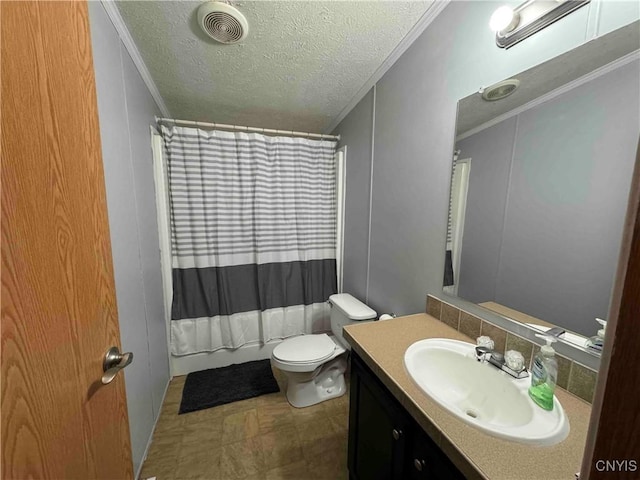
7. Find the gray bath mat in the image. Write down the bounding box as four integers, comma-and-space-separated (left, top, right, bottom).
178, 359, 280, 414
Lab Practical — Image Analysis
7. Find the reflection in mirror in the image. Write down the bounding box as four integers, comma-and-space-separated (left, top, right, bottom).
444, 22, 640, 355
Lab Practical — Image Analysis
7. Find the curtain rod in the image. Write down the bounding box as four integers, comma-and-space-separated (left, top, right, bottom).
156, 116, 340, 141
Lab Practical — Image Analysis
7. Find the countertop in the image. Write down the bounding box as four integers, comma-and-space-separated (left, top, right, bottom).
343, 313, 592, 480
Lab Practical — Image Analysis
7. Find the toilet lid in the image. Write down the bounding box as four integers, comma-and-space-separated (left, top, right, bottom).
273, 334, 336, 364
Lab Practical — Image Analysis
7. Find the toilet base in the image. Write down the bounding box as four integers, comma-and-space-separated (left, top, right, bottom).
285, 355, 348, 408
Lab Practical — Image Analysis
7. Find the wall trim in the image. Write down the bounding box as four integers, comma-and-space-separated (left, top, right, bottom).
100, 0, 170, 117
326, 0, 450, 133
365, 85, 376, 304
456, 49, 640, 141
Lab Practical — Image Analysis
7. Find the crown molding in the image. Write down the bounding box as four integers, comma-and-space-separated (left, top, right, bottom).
100, 0, 170, 117
456, 49, 640, 141
325, 0, 450, 134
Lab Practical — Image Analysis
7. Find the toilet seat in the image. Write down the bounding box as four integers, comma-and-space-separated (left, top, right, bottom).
272, 333, 336, 364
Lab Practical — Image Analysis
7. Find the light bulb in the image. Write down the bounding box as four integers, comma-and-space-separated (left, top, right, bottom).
489, 6, 517, 32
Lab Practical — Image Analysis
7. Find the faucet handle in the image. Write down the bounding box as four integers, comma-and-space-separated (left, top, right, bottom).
504, 350, 525, 372
476, 335, 494, 349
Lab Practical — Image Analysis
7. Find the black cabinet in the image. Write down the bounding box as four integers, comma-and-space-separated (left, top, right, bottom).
348, 353, 465, 480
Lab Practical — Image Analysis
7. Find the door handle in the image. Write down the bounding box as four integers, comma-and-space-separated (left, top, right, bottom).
102, 346, 133, 384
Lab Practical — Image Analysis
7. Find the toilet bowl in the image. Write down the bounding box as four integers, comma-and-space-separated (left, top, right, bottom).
271, 293, 376, 408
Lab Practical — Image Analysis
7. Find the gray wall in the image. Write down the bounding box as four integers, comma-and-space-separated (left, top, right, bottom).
88, 3, 169, 475
457, 61, 640, 335
457, 118, 516, 303
336, 89, 374, 303
333, 1, 639, 319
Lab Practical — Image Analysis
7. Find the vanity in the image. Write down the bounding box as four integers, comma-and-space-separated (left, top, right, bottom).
344, 314, 592, 480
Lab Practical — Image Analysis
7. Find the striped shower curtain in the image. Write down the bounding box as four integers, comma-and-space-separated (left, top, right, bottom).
161, 126, 338, 355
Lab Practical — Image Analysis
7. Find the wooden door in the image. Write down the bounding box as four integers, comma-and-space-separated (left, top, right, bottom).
581, 140, 640, 479
1, 1, 133, 478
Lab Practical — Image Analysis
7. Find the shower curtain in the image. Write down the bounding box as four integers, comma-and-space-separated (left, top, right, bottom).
161, 125, 338, 355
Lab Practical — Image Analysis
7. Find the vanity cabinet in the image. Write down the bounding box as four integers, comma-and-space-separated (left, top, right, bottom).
348, 353, 464, 480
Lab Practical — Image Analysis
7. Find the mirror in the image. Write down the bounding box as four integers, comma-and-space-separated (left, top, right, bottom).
444, 22, 640, 355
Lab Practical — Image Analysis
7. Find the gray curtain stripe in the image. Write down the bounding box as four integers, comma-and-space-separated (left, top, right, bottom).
167, 151, 335, 163
172, 239, 336, 247
171, 260, 337, 319
167, 181, 336, 190
169, 190, 336, 198
173, 246, 335, 257
170, 211, 336, 218
164, 134, 335, 151
170, 202, 336, 209
165, 134, 336, 147
168, 192, 337, 200
173, 230, 337, 239
169, 166, 335, 176
172, 242, 337, 252
170, 174, 336, 184
170, 207, 336, 215
172, 224, 337, 232
171, 229, 337, 238
172, 173, 335, 184
172, 241, 337, 252
172, 163, 335, 173
170, 200, 336, 208
164, 130, 335, 145
167, 150, 335, 163
171, 222, 337, 230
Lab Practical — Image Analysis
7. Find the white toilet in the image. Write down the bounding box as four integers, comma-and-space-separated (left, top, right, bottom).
271, 293, 376, 408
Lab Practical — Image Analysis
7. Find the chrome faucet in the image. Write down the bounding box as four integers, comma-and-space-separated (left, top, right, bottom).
475, 345, 494, 363
475, 346, 529, 379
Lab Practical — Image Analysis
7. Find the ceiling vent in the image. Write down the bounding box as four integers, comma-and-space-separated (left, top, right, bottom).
197, 2, 248, 44
481, 79, 520, 102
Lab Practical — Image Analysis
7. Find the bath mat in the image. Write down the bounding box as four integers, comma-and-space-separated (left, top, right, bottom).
178, 359, 280, 414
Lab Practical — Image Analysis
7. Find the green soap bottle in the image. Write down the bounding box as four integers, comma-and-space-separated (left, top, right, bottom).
528, 334, 558, 411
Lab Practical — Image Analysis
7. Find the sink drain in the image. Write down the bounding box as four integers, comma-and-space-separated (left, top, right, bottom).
465, 409, 479, 419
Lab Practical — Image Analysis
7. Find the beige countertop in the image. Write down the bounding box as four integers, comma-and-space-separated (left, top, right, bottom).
344, 313, 592, 480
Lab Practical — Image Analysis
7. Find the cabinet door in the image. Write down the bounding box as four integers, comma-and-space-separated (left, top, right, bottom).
407, 429, 466, 480
349, 354, 409, 480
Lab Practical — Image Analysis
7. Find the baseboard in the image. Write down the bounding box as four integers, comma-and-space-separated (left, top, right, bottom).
170, 340, 283, 377
136, 378, 171, 480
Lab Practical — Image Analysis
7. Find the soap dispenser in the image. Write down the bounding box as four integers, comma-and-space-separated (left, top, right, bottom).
528, 334, 558, 411
585, 318, 607, 353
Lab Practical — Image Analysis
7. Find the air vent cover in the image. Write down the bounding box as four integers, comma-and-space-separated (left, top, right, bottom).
481, 79, 520, 102
197, 2, 248, 44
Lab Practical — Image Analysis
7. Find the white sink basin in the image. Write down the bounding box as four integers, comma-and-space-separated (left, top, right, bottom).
404, 338, 569, 446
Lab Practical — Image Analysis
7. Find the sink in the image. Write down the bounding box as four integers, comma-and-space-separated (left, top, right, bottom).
404, 338, 569, 445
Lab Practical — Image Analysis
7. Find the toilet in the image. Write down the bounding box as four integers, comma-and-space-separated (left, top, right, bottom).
271, 293, 376, 408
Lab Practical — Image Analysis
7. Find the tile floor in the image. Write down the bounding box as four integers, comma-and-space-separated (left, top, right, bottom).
140, 366, 350, 480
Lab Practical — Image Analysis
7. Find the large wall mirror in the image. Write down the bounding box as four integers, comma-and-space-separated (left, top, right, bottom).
444, 22, 639, 357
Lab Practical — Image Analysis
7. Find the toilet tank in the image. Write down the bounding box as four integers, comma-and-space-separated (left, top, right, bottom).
329, 293, 377, 349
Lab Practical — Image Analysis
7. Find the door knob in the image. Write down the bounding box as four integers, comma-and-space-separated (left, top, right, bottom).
102, 346, 133, 384
392, 429, 403, 440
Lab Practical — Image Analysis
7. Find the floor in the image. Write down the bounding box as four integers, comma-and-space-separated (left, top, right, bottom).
140, 366, 350, 480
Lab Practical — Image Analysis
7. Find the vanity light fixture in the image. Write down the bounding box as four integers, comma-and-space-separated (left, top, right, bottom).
491, 0, 591, 49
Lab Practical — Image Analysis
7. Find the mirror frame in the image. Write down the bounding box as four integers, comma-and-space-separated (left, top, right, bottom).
431, 57, 640, 373
434, 291, 601, 371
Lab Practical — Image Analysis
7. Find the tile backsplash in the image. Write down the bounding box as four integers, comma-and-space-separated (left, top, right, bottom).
426, 295, 597, 404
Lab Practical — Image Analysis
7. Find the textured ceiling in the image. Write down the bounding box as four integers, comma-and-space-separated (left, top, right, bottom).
457, 21, 640, 136
116, 1, 433, 132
